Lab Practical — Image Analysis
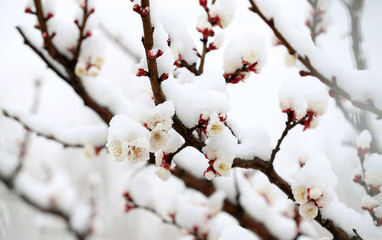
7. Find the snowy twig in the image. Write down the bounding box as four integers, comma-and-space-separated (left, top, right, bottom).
198, 38, 209, 75
269, 112, 302, 165
33, 0, 70, 66
307, 0, 321, 43
225, 65, 246, 84
73, 0, 92, 64
16, 27, 70, 84
18, 1, 114, 124
232, 157, 349, 239
179, 59, 199, 75
340, 0, 367, 70
1, 109, 94, 149
0, 80, 90, 240
140, 0, 166, 104
248, 0, 382, 119
98, 23, 140, 62
139, 0, 205, 151
352, 229, 364, 240
123, 193, 205, 240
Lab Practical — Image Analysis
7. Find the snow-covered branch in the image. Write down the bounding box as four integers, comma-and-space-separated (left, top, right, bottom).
248, 0, 382, 119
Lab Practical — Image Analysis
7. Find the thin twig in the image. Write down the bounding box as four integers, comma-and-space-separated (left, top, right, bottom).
198, 38, 209, 75
125, 196, 204, 240
16, 27, 70, 84
98, 23, 140, 62
73, 0, 91, 63
33, 0, 70, 66
1, 108, 98, 149
270, 113, 302, 165
0, 80, 89, 240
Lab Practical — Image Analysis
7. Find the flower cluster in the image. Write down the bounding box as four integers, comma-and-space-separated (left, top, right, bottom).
199, 0, 234, 29
292, 185, 328, 219
279, 77, 328, 130
155, 151, 175, 181
223, 34, 266, 84
203, 151, 232, 181
75, 55, 104, 77
148, 48, 164, 60
197, 21, 214, 39
198, 112, 227, 138
132, 2, 149, 17
106, 115, 151, 164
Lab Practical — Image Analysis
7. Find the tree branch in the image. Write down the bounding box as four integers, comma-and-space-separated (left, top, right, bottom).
248, 0, 382, 119
232, 157, 350, 239
1, 108, 93, 149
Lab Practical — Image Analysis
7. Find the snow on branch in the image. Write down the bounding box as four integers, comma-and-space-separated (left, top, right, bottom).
248, 0, 382, 119
1, 107, 107, 148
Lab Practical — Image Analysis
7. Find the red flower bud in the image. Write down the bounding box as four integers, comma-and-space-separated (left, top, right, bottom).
89, 8, 95, 14
25, 8, 33, 14
148, 49, 164, 60
141, 7, 148, 17
85, 30, 92, 38
133, 4, 141, 14
136, 68, 148, 77
125, 204, 135, 213
46, 12, 54, 20
123, 192, 132, 201
199, 0, 207, 9
160, 73, 169, 80
219, 112, 227, 122
353, 174, 362, 185
328, 89, 336, 98
299, 70, 309, 77
357, 147, 369, 159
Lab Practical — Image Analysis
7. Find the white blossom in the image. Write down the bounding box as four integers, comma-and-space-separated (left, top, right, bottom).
299, 201, 318, 220
155, 167, 171, 181
197, 21, 212, 31
204, 169, 216, 181
364, 172, 382, 187
91, 56, 104, 68
292, 185, 308, 205
150, 130, 169, 151
361, 195, 379, 209
75, 61, 87, 77
126, 138, 150, 164
308, 187, 322, 200
88, 66, 99, 77
206, 113, 224, 137
213, 159, 231, 177
242, 49, 259, 65
106, 138, 127, 162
